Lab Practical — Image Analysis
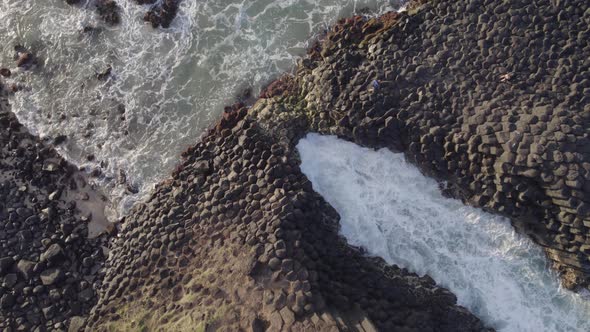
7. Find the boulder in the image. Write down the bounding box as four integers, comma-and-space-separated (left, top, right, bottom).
40, 268, 64, 285
0, 257, 14, 276
0, 293, 15, 309
0, 68, 10, 77
40, 243, 65, 263
16, 259, 35, 280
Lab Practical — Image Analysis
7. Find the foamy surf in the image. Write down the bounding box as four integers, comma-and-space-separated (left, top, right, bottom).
0, 0, 403, 218
297, 133, 590, 332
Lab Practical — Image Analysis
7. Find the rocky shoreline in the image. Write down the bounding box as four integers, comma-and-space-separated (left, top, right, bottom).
85, 84, 489, 330
0, 86, 113, 330
1, 0, 590, 331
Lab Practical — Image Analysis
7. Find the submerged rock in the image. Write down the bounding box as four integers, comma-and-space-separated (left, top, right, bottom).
96, 65, 112, 81
142, 0, 180, 28
14, 45, 37, 69
96, 0, 121, 25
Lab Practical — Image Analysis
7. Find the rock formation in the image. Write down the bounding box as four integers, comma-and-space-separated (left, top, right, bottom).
274, 0, 590, 291
87, 0, 590, 329
2, 0, 589, 331
142, 0, 181, 29
0, 87, 112, 331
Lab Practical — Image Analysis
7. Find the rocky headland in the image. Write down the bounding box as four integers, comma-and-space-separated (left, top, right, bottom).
1, 0, 590, 331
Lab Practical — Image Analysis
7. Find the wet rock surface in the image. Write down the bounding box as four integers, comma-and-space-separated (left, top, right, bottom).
0, 85, 112, 330
275, 0, 590, 291
95, 0, 121, 26
85, 0, 588, 329
64, 0, 121, 26
3, 0, 590, 330
142, 0, 181, 29
86, 111, 488, 331
14, 45, 38, 70
66, 0, 182, 29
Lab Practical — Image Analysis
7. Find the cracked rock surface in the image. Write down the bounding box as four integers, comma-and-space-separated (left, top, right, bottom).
89, 0, 590, 330
3, 0, 590, 330
276, 0, 590, 291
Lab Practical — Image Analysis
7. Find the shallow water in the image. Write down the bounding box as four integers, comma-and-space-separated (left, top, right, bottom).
0, 0, 402, 218
298, 133, 590, 332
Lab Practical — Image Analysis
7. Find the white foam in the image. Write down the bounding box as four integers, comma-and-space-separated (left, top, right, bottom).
0, 0, 403, 217
297, 133, 590, 332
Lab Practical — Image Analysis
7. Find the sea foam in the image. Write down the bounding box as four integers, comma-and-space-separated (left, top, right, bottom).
0, 0, 402, 217
298, 133, 590, 332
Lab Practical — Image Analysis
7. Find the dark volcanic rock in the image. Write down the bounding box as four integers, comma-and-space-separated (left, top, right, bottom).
6, 0, 590, 330
142, 0, 181, 28
86, 0, 589, 329
16, 260, 35, 280
40, 268, 64, 285
0, 294, 15, 309
41, 243, 65, 263
14, 45, 37, 69
0, 85, 110, 330
0, 257, 14, 276
269, 0, 590, 291
96, 0, 121, 25
86, 29, 491, 328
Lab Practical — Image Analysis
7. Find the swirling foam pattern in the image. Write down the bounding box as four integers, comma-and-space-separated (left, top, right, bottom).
298, 133, 590, 332
0, 0, 401, 217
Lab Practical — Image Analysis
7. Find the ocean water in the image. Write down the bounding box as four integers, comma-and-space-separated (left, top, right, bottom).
298, 134, 590, 332
0, 0, 402, 218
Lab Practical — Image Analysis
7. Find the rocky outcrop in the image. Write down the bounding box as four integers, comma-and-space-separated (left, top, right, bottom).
86, 106, 488, 331
66, 0, 182, 29
0, 87, 112, 330
87, 0, 590, 330
267, 0, 590, 290
65, 0, 121, 26
95, 0, 121, 26
142, 0, 181, 29
4, 0, 589, 330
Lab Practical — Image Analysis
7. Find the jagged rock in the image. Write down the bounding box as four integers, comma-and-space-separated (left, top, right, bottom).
3, 274, 17, 288
16, 260, 35, 280
0, 293, 15, 309
79, 288, 95, 302
96, 0, 121, 25
0, 257, 14, 276
6, 0, 590, 330
40, 244, 65, 263
1, 89, 107, 329
40, 268, 64, 285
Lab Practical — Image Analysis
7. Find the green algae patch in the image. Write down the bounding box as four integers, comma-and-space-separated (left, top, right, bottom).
104, 288, 230, 332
